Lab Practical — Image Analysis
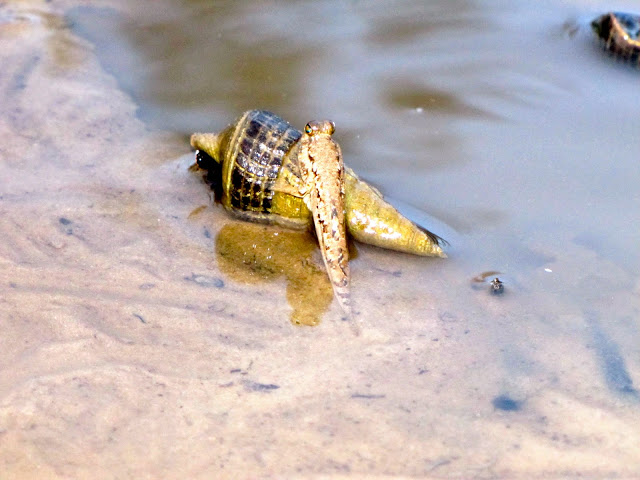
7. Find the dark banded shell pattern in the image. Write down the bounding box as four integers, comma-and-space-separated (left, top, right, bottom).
226, 110, 301, 213
592, 12, 640, 65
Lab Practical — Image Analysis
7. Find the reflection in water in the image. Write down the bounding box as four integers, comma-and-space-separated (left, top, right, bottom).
66, 3, 316, 129
387, 84, 500, 120
215, 222, 333, 326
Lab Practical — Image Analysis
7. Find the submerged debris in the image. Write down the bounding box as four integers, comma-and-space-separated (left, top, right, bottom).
489, 277, 504, 295
591, 12, 640, 65
471, 271, 505, 295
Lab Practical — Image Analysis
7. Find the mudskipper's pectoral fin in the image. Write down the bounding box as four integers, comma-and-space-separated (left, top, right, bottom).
274, 156, 305, 197
310, 191, 352, 318
273, 177, 303, 197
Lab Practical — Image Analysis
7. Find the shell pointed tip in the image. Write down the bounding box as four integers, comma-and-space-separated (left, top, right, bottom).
190, 133, 220, 155
189, 133, 201, 149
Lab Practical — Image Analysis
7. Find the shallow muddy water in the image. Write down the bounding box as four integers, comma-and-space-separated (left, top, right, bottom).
1, 0, 639, 478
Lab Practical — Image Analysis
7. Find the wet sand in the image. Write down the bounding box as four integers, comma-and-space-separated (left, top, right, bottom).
1, 1, 639, 479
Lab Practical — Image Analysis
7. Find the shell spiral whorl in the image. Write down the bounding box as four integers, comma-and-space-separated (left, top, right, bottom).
225, 110, 301, 213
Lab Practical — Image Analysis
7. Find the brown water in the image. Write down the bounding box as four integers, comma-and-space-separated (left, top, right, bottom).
1, 0, 639, 478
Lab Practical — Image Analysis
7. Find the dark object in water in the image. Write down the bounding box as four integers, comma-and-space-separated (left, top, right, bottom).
195, 149, 223, 201
490, 277, 504, 295
591, 12, 640, 65
586, 311, 638, 398
471, 271, 505, 294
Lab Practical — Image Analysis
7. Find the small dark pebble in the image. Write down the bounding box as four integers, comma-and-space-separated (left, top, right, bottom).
58, 217, 74, 235
492, 395, 521, 411
184, 273, 225, 288
132, 313, 146, 324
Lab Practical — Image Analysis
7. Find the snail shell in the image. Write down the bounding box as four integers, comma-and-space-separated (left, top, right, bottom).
190, 110, 446, 258
592, 12, 640, 64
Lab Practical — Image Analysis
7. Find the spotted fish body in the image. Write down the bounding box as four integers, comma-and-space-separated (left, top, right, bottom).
297, 120, 350, 314
592, 12, 640, 65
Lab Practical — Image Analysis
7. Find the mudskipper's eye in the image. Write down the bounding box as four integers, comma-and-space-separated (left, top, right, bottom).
304, 123, 313, 135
